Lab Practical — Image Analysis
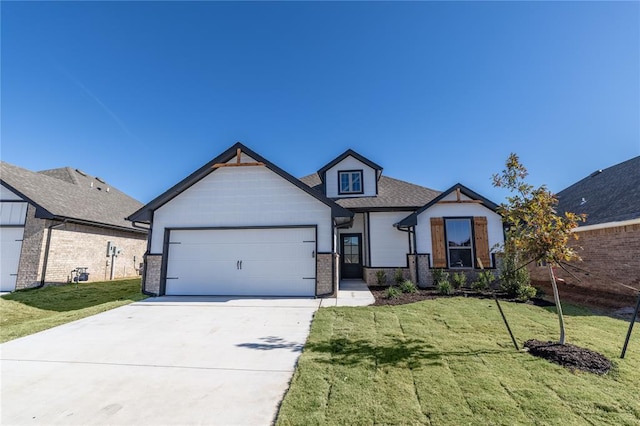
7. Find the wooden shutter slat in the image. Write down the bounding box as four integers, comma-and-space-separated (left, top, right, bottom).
430, 217, 447, 268
473, 217, 491, 268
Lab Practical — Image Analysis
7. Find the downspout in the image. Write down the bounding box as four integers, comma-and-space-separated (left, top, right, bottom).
40, 219, 68, 288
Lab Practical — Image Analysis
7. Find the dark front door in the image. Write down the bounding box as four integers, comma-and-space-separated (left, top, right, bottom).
340, 234, 363, 279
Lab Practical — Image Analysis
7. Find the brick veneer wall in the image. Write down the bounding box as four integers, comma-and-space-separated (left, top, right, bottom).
15, 205, 47, 290
362, 267, 410, 286
316, 253, 335, 296
528, 223, 640, 299
143, 254, 163, 295
15, 209, 147, 289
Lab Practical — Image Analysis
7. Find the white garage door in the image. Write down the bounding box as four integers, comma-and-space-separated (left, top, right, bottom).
165, 227, 317, 296
0, 227, 24, 292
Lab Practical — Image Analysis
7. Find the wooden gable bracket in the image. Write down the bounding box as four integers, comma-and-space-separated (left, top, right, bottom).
212, 148, 265, 169
437, 188, 483, 204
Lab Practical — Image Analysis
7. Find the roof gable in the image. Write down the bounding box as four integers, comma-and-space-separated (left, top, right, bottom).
316, 149, 383, 183
396, 183, 499, 227
556, 156, 640, 225
128, 142, 353, 223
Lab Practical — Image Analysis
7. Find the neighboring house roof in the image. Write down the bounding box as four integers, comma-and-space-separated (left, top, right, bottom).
300, 173, 440, 211
396, 183, 500, 227
0, 161, 146, 233
316, 149, 383, 183
127, 142, 354, 223
556, 156, 640, 226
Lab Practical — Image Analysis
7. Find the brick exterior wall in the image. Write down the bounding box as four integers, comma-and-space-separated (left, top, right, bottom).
363, 267, 410, 286
415, 254, 432, 288
15, 205, 47, 290
15, 207, 147, 290
316, 253, 335, 296
143, 254, 163, 295
528, 223, 640, 301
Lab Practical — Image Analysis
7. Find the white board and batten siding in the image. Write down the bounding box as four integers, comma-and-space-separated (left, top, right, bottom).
324, 156, 377, 198
414, 192, 503, 267
0, 184, 28, 291
369, 212, 412, 267
151, 160, 333, 254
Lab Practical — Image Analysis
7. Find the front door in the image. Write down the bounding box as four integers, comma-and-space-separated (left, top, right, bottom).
340, 234, 362, 279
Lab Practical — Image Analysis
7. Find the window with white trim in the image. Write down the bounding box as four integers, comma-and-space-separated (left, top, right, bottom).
338, 170, 363, 194
445, 218, 474, 268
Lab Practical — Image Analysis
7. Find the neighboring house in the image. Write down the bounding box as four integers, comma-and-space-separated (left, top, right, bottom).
529, 156, 640, 301
129, 142, 504, 297
0, 162, 148, 292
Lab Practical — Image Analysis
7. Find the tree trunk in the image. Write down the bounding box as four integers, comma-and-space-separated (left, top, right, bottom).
548, 264, 566, 344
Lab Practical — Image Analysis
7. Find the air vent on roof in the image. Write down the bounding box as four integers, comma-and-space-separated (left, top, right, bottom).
75, 169, 87, 176
589, 169, 602, 177
580, 197, 587, 205
96, 177, 105, 183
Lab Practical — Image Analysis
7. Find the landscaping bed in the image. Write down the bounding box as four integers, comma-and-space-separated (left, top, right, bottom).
524, 339, 613, 375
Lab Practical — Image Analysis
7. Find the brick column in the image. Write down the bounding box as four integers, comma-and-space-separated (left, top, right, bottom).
316, 253, 335, 297
143, 254, 163, 296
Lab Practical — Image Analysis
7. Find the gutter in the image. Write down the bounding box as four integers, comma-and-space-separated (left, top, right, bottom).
573, 218, 640, 233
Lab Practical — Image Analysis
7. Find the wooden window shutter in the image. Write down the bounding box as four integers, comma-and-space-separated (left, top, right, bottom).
473, 217, 491, 268
430, 217, 447, 268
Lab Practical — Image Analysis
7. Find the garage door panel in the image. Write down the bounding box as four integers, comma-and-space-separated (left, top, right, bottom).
166, 227, 316, 296
1, 227, 24, 292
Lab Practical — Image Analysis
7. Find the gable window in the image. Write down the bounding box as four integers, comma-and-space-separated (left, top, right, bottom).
445, 218, 474, 268
338, 170, 363, 195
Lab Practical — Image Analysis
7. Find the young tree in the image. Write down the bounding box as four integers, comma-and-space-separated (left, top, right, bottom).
493, 153, 585, 344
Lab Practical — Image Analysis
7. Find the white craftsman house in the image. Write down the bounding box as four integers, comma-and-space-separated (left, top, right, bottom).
129, 143, 504, 297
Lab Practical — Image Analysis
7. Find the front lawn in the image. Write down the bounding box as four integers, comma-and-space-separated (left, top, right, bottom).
277, 297, 640, 425
0, 278, 146, 343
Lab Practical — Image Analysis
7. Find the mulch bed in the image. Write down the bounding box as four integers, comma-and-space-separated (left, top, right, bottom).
368, 285, 553, 307
524, 339, 613, 375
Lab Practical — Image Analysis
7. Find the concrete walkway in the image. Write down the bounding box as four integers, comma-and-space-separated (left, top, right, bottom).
1, 297, 320, 425
320, 279, 375, 307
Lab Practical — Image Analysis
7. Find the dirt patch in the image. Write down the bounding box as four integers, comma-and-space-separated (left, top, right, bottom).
524, 339, 613, 375
532, 280, 637, 311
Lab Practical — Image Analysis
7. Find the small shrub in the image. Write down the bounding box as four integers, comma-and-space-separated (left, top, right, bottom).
516, 284, 537, 301
399, 280, 417, 293
432, 268, 449, 284
451, 272, 467, 289
385, 286, 402, 299
375, 270, 387, 285
499, 248, 536, 301
472, 270, 495, 292
394, 268, 405, 285
437, 280, 453, 295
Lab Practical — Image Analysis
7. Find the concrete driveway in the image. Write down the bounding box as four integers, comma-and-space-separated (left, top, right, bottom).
1, 297, 321, 425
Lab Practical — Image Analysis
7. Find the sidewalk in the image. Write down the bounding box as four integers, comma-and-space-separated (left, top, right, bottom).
320, 280, 374, 307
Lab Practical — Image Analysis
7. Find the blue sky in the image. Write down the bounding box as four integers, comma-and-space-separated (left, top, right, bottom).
2, 1, 638, 204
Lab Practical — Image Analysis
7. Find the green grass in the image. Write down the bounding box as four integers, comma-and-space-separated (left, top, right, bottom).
277, 298, 640, 425
0, 278, 146, 343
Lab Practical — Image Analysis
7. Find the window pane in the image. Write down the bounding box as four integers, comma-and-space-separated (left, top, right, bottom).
446, 219, 471, 247
449, 249, 472, 268
351, 173, 361, 192
340, 173, 350, 192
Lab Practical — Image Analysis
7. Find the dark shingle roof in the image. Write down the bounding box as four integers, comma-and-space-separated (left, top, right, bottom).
556, 156, 640, 226
1, 161, 145, 232
300, 173, 440, 211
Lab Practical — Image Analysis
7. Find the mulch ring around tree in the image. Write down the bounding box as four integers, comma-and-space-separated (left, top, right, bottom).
524, 339, 613, 375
